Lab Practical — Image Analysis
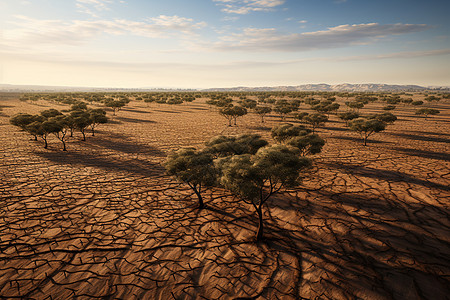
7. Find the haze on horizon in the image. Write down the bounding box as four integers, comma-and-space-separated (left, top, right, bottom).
1, 0, 449, 89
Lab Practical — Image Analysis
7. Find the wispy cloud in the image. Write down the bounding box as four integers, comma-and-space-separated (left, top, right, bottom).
76, 0, 115, 17
213, 0, 285, 14
1, 15, 206, 48
204, 23, 430, 52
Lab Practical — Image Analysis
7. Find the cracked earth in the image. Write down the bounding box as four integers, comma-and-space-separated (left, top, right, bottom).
0, 96, 449, 299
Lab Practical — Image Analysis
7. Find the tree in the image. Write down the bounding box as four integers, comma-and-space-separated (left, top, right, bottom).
43, 116, 70, 151
255, 106, 272, 123
104, 99, 128, 115
383, 105, 396, 111
219, 106, 248, 126
411, 100, 424, 106
273, 104, 293, 121
10, 113, 43, 140
368, 112, 397, 124
40, 109, 62, 119
26, 121, 48, 148
88, 109, 108, 136
338, 112, 360, 126
303, 113, 328, 133
216, 145, 311, 241
240, 99, 257, 110
70, 110, 91, 141
345, 101, 364, 112
205, 134, 268, 157
415, 108, 440, 118
348, 118, 386, 146
271, 123, 310, 143
164, 148, 216, 209
287, 134, 325, 156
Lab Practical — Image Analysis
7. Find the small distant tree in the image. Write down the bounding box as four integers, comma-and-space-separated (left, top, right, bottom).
10, 113, 43, 140
88, 109, 108, 136
216, 145, 311, 241
338, 112, 360, 126
348, 118, 386, 146
255, 106, 272, 123
240, 99, 257, 110
411, 100, 424, 106
345, 101, 365, 112
205, 134, 268, 157
40, 109, 63, 118
273, 104, 293, 121
303, 113, 328, 133
219, 106, 247, 126
368, 112, 397, 124
70, 110, 91, 141
26, 121, 48, 148
415, 108, 440, 118
44, 116, 71, 151
383, 105, 396, 111
104, 99, 128, 115
165, 148, 216, 209
287, 134, 325, 156
271, 123, 310, 143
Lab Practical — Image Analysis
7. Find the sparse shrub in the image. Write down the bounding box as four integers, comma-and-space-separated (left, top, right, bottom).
415, 108, 440, 118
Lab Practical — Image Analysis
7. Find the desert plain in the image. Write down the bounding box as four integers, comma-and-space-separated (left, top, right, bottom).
0, 92, 449, 299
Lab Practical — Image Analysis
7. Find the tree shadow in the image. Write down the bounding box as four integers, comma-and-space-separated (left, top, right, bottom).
388, 132, 450, 144
87, 132, 166, 157
36, 150, 165, 177
332, 135, 388, 144
114, 116, 157, 124
391, 146, 450, 162
324, 161, 449, 191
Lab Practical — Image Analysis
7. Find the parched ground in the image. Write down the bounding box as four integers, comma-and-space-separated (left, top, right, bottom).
0, 96, 449, 299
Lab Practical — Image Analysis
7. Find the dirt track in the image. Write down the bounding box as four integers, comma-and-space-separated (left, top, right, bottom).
1, 96, 449, 299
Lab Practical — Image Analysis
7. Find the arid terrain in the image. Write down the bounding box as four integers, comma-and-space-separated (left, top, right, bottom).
0, 93, 449, 299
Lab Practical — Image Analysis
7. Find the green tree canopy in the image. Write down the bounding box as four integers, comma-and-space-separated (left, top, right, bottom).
164, 148, 216, 209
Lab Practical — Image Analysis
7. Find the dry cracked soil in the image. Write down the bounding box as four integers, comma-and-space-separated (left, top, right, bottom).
0, 95, 449, 299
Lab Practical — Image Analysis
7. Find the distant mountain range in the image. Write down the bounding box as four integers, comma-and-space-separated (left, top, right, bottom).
202, 83, 450, 92
0, 83, 448, 93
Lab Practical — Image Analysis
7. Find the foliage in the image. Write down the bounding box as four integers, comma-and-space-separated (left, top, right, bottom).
164, 148, 216, 209
254, 106, 272, 123
205, 134, 268, 157
415, 108, 440, 118
348, 118, 386, 146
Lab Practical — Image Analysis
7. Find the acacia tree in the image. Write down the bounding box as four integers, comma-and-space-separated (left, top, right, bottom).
303, 113, 328, 133
348, 118, 386, 146
10, 113, 43, 140
255, 106, 272, 123
216, 145, 311, 241
205, 134, 268, 157
43, 116, 70, 151
415, 108, 440, 118
219, 106, 248, 126
338, 112, 360, 126
70, 110, 91, 141
164, 148, 216, 209
271, 123, 325, 156
88, 108, 108, 136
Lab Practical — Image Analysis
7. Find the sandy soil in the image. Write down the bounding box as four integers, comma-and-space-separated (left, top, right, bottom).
0, 95, 449, 299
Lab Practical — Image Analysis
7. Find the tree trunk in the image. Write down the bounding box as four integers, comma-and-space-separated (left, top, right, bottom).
193, 187, 204, 209
62, 139, 66, 151
70, 128, 73, 137
81, 130, 86, 141
256, 205, 264, 241
363, 135, 367, 146
43, 136, 48, 149
91, 125, 95, 136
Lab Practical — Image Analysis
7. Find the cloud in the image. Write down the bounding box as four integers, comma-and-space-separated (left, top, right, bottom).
1, 15, 206, 47
76, 0, 116, 17
205, 23, 430, 52
213, 0, 285, 14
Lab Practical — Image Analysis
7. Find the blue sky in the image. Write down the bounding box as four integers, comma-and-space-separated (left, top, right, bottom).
1, 0, 449, 88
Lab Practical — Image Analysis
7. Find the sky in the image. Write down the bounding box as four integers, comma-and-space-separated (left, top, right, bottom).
0, 0, 449, 88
